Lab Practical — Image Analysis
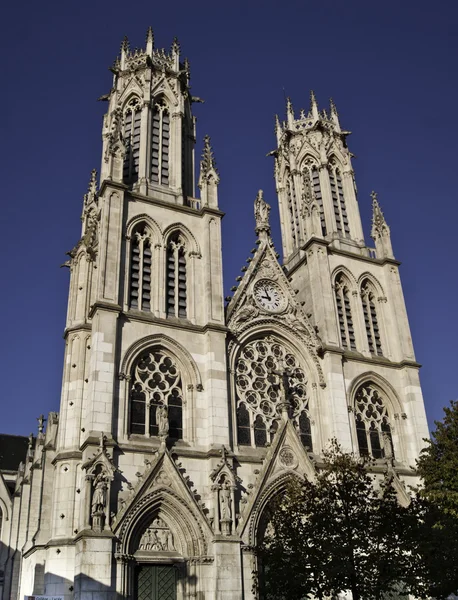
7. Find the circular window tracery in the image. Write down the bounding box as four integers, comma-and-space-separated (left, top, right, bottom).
235, 337, 312, 449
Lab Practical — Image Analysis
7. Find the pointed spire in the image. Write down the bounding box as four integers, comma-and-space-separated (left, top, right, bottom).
199, 136, 219, 208
146, 26, 154, 55
371, 191, 393, 259
286, 97, 294, 127
275, 114, 282, 144
310, 90, 319, 119
120, 36, 130, 69
330, 97, 341, 131
254, 190, 271, 238
171, 36, 180, 54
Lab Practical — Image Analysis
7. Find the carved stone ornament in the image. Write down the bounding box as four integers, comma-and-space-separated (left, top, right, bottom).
138, 517, 175, 552
279, 446, 298, 469
254, 189, 271, 232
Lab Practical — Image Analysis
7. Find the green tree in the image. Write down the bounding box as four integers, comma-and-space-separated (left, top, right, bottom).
415, 400, 458, 597
416, 399, 458, 516
256, 441, 424, 600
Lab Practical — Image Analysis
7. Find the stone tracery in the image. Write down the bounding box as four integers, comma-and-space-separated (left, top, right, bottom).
354, 383, 394, 459
235, 337, 312, 449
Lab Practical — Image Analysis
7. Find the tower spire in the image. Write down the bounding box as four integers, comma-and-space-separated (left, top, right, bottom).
329, 97, 341, 131
145, 26, 154, 56
120, 36, 130, 69
371, 191, 393, 259
286, 97, 295, 127
310, 90, 319, 119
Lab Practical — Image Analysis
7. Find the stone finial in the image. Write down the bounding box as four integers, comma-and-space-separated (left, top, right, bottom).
200, 135, 218, 175
171, 36, 180, 55
329, 97, 341, 131
286, 97, 294, 126
275, 114, 282, 144
371, 191, 389, 238
121, 36, 130, 54
371, 191, 394, 259
254, 189, 271, 235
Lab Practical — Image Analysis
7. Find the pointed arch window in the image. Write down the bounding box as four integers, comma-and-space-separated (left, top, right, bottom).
354, 384, 394, 459
166, 233, 187, 318
334, 274, 356, 350
329, 162, 350, 237
235, 338, 311, 449
129, 224, 153, 311
129, 349, 183, 439
123, 97, 142, 184
361, 280, 382, 355
151, 99, 170, 186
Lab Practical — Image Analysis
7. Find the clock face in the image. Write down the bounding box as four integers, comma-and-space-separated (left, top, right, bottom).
253, 280, 287, 313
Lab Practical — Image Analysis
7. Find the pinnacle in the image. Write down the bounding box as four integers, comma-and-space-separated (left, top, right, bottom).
330, 97, 338, 115
200, 135, 217, 173
146, 26, 154, 42
171, 36, 180, 53
121, 36, 130, 53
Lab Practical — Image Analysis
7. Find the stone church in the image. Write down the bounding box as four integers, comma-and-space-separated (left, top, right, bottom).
0, 29, 429, 600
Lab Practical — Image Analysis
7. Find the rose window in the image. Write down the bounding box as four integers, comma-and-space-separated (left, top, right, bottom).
235, 338, 312, 449
354, 384, 393, 459
130, 349, 183, 439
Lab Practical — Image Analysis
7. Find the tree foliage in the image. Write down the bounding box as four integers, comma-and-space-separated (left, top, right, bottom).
255, 440, 456, 600
416, 399, 458, 516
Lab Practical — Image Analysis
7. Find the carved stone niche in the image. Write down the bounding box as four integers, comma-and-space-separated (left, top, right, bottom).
136, 516, 176, 554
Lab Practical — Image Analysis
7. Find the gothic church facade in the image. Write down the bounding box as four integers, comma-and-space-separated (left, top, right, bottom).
0, 30, 429, 600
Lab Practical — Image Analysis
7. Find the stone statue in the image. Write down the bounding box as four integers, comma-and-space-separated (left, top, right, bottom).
220, 479, 232, 520
254, 189, 271, 230
91, 472, 108, 515
382, 431, 393, 460
156, 404, 169, 438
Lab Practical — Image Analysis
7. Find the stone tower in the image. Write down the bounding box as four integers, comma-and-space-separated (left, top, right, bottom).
0, 31, 429, 600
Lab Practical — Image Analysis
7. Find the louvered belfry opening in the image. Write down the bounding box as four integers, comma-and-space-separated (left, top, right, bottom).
123, 98, 141, 184
329, 164, 350, 237
335, 274, 356, 351
166, 233, 187, 318
151, 99, 170, 186
129, 225, 152, 312
311, 167, 327, 236
361, 280, 382, 355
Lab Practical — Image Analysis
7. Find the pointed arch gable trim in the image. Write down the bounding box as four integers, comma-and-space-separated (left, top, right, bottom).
358, 272, 386, 298
119, 87, 143, 110
116, 487, 209, 558
163, 223, 201, 256
126, 214, 163, 239
151, 78, 179, 108
331, 266, 358, 289
296, 147, 320, 170
120, 333, 202, 388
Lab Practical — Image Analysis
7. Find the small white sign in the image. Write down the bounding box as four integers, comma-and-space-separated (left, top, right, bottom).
25, 596, 64, 600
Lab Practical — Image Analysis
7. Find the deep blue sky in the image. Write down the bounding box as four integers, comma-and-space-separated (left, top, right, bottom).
1, 0, 457, 436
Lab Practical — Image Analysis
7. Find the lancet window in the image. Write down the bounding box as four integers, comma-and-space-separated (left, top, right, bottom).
129, 349, 183, 440
303, 162, 326, 236
151, 99, 170, 186
335, 274, 356, 350
354, 383, 394, 459
329, 162, 350, 236
123, 97, 142, 184
235, 337, 312, 450
166, 233, 187, 318
361, 280, 382, 355
286, 173, 300, 247
129, 224, 152, 311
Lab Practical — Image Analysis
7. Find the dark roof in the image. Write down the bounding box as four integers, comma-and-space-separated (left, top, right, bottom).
0, 434, 31, 472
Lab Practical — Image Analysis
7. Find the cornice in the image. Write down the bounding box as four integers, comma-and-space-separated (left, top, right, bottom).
63, 323, 92, 339
52, 450, 83, 465
127, 189, 225, 219
121, 310, 228, 335
321, 345, 421, 369
88, 301, 122, 319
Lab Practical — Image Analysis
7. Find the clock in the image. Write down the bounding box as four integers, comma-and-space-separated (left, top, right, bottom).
253, 279, 287, 313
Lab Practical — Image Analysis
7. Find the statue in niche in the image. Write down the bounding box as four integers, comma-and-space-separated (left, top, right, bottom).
382, 431, 394, 461
138, 517, 175, 552
220, 479, 232, 520
91, 471, 108, 515
156, 404, 169, 438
